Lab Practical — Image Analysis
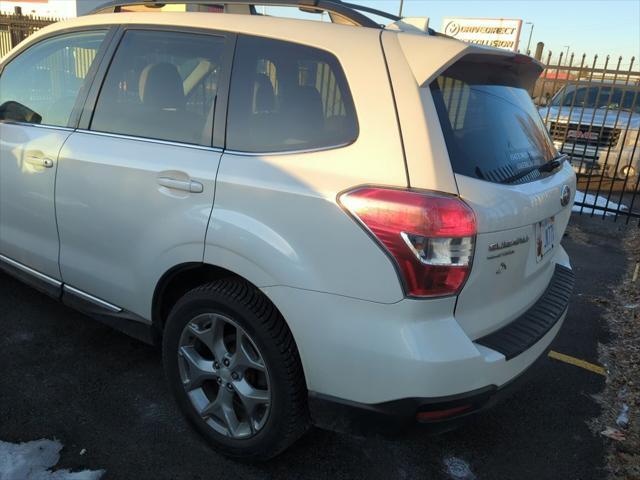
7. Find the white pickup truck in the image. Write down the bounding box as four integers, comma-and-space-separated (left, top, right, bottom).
539, 80, 639, 180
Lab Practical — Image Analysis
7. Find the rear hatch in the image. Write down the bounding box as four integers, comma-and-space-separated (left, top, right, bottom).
428, 52, 576, 340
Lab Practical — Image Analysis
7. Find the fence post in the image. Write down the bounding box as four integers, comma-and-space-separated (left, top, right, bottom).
534, 42, 544, 61
8, 9, 26, 49
1, 11, 59, 55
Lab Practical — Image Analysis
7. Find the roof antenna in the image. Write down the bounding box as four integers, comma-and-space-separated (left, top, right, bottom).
398, 0, 404, 18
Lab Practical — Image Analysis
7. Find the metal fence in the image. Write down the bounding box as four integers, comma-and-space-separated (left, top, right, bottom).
533, 53, 640, 226
0, 13, 59, 58
1, 12, 639, 225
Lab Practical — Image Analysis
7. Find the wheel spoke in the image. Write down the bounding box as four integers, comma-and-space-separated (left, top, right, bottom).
210, 315, 232, 362
232, 331, 266, 373
187, 322, 214, 349
179, 346, 217, 391
234, 379, 269, 419
201, 387, 240, 436
187, 315, 231, 362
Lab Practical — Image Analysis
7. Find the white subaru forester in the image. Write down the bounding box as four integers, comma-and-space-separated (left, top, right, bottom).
0, 0, 576, 460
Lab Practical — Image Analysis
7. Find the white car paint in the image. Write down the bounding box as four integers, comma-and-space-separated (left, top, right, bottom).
56, 132, 221, 320
0, 123, 69, 280
0, 10, 574, 412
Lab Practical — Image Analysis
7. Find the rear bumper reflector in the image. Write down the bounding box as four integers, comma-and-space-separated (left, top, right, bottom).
476, 264, 575, 360
416, 404, 473, 421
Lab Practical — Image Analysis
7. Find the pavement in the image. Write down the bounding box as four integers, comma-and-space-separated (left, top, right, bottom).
0, 214, 631, 480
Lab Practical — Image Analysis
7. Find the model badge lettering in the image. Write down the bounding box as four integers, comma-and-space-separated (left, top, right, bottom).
488, 235, 530, 252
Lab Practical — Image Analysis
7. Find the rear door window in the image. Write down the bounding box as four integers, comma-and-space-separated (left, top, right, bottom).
226, 35, 358, 153
431, 58, 557, 184
90, 30, 225, 146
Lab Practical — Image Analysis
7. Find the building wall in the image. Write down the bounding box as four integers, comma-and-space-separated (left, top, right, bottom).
0, 0, 105, 17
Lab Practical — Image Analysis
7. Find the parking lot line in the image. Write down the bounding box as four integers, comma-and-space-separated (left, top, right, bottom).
548, 350, 607, 376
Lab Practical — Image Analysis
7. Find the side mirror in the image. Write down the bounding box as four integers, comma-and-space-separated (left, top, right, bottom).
0, 101, 42, 124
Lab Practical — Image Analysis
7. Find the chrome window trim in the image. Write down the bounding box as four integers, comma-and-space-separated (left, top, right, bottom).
224, 141, 354, 157
63, 285, 123, 313
0, 120, 75, 132
76, 129, 224, 153
0, 254, 62, 287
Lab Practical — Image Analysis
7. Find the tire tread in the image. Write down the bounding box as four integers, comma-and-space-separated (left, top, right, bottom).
167, 278, 309, 460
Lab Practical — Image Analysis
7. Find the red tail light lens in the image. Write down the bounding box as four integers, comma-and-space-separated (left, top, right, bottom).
339, 187, 476, 297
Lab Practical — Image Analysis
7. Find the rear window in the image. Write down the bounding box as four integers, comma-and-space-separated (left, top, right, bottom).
431, 58, 556, 184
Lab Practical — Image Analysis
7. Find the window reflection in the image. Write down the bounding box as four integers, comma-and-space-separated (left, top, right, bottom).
0, 31, 106, 127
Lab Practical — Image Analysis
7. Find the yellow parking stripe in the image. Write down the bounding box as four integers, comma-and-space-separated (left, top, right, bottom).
548, 350, 606, 376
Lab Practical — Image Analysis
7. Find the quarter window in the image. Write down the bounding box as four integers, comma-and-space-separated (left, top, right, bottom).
0, 31, 107, 127
227, 35, 358, 153
90, 30, 225, 146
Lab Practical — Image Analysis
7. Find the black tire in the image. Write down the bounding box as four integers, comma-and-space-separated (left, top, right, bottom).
162, 278, 309, 461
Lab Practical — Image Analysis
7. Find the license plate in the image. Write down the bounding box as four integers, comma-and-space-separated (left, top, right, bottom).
536, 216, 555, 262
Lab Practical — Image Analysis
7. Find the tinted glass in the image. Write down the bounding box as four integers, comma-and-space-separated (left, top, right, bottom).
551, 85, 640, 113
91, 30, 225, 146
0, 31, 106, 127
431, 61, 556, 184
227, 35, 358, 153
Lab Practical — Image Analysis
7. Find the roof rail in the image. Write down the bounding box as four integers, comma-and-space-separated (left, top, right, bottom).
88, 0, 401, 29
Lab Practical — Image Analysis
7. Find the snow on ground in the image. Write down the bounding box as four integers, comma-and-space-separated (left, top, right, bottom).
0, 439, 104, 480
573, 190, 628, 216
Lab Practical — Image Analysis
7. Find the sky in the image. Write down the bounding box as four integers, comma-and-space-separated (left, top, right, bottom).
2, 0, 638, 66
352, 0, 640, 66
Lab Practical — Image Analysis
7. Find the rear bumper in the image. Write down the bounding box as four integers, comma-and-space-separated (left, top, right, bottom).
476, 265, 574, 360
308, 334, 555, 434
263, 251, 574, 420
306, 265, 573, 433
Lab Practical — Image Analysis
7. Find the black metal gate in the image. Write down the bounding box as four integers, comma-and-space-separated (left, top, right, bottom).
0, 12, 59, 58
532, 52, 640, 226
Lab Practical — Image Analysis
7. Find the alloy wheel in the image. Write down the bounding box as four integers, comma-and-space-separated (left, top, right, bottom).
177, 313, 271, 439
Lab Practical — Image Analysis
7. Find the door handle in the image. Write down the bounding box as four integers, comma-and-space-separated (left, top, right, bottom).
157, 177, 204, 194
25, 155, 54, 168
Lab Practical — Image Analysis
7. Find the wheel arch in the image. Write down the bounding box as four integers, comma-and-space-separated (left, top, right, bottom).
152, 262, 290, 343
153, 262, 234, 331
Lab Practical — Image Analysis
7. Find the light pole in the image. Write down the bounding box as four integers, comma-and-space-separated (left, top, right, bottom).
563, 45, 570, 64
399, 0, 404, 18
525, 22, 534, 55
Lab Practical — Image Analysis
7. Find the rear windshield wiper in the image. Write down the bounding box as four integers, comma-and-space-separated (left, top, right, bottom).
500, 155, 567, 185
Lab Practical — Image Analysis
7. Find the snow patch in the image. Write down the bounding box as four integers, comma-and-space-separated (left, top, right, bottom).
443, 456, 476, 480
573, 191, 628, 216
0, 439, 104, 480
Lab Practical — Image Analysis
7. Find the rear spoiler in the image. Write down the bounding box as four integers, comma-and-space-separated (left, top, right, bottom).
390, 32, 544, 89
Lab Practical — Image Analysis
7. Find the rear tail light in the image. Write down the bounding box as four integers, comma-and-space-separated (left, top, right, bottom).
339, 187, 476, 298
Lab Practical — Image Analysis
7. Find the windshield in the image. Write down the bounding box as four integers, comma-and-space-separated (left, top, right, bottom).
551, 85, 640, 113
431, 60, 556, 184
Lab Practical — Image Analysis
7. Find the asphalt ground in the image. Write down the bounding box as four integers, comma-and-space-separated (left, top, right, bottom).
0, 214, 630, 480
